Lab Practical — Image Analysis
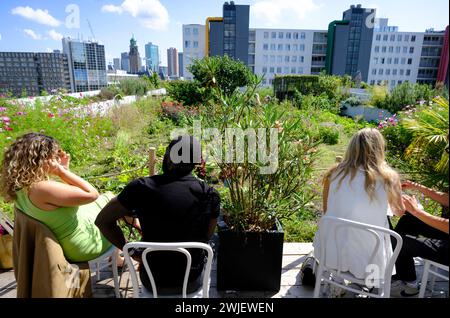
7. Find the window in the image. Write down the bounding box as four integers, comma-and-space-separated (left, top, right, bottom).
270, 55, 275, 63
193, 28, 199, 35
293, 44, 298, 51
184, 40, 190, 48
285, 44, 291, 51
390, 34, 395, 41
298, 67, 304, 74
264, 32, 269, 39
406, 69, 411, 76
300, 44, 305, 51
389, 46, 394, 53
292, 56, 297, 62
301, 32, 306, 39
277, 55, 283, 63
372, 68, 377, 75
386, 69, 391, 75
394, 58, 399, 64
374, 57, 379, 64
376, 34, 381, 41
375, 46, 380, 53
396, 46, 401, 53
383, 34, 388, 41
407, 58, 412, 65
291, 67, 296, 74
271, 32, 276, 39
293, 32, 299, 39
411, 35, 416, 42
262, 66, 267, 73
401, 58, 406, 64
409, 47, 414, 54
404, 35, 410, 42
381, 58, 385, 64
269, 67, 275, 73
283, 67, 289, 73
370, 80, 375, 85
379, 69, 384, 75
398, 80, 403, 84
300, 56, 304, 63
403, 46, 408, 53
400, 69, 404, 75
393, 69, 398, 75
387, 58, 392, 64
193, 41, 198, 48
270, 44, 276, 50
285, 56, 290, 62
397, 34, 402, 41
263, 55, 268, 63
382, 46, 387, 53
278, 32, 284, 39
391, 80, 396, 86
184, 28, 191, 35
277, 67, 282, 73
286, 32, 291, 39
263, 44, 269, 51
277, 44, 283, 51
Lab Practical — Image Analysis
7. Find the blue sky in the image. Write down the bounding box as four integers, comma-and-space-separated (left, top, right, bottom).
0, 0, 448, 66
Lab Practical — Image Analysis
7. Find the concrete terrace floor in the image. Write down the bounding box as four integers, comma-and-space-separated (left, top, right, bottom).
0, 243, 448, 299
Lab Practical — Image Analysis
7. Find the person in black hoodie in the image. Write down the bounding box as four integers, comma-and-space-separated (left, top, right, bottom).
95, 136, 220, 294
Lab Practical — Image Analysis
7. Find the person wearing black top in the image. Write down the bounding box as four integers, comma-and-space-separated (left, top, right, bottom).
95, 136, 220, 294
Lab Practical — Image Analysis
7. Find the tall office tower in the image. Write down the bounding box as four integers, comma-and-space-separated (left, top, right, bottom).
207, 1, 250, 65
129, 35, 141, 74
167, 47, 179, 77
0, 51, 71, 96
113, 58, 121, 70
121, 52, 130, 72
418, 28, 448, 86
178, 52, 184, 77
183, 24, 206, 80
145, 42, 160, 73
326, 4, 376, 81
62, 37, 107, 92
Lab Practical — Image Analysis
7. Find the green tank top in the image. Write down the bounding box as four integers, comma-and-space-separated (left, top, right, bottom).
15, 189, 112, 262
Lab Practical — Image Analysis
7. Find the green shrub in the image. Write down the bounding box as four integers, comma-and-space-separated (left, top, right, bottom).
166, 80, 206, 106
119, 78, 152, 96
318, 125, 340, 145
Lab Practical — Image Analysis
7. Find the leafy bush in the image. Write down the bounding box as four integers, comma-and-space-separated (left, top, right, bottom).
165, 80, 206, 106
369, 84, 389, 109
318, 125, 340, 145
298, 93, 340, 114
119, 78, 152, 96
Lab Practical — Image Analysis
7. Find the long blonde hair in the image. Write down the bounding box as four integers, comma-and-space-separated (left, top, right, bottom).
0, 133, 60, 201
324, 128, 401, 208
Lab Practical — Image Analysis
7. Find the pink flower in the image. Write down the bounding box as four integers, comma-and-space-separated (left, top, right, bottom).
0, 107, 7, 112
16, 111, 25, 116
48, 112, 55, 118
80, 92, 83, 97
1, 116, 11, 123
5, 126, 13, 131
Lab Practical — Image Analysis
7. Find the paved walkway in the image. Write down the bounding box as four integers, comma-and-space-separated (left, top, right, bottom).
1, 243, 448, 298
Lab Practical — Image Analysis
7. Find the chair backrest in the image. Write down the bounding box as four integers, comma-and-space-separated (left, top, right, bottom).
317, 215, 403, 286
123, 242, 214, 298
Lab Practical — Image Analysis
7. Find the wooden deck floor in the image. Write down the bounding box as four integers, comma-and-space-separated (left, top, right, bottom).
1, 243, 448, 298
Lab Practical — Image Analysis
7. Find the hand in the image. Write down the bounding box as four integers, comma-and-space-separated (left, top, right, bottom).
58, 150, 70, 170
401, 180, 419, 191
46, 158, 64, 176
402, 194, 422, 216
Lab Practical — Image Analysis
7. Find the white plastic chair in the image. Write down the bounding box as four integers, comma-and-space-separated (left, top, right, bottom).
88, 245, 120, 298
419, 259, 449, 298
313, 216, 403, 298
122, 242, 213, 298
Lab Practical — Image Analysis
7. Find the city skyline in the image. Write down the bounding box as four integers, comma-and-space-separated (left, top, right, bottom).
0, 0, 448, 67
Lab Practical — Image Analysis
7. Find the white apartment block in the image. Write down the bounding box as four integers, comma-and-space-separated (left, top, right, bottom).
182, 24, 206, 80
253, 29, 328, 86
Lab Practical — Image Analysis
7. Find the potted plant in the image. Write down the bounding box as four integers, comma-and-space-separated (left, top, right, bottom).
192, 59, 319, 291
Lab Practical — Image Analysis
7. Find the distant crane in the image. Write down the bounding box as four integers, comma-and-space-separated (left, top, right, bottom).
86, 19, 96, 41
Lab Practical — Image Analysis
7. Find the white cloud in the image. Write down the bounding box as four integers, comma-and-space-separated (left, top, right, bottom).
48, 29, 63, 41
23, 29, 42, 40
101, 4, 123, 14
252, 0, 321, 26
11, 6, 61, 27
101, 0, 169, 30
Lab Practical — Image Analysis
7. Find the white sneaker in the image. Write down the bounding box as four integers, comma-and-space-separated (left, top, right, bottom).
391, 280, 419, 298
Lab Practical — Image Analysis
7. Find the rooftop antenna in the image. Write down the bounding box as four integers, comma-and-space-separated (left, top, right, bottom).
87, 19, 96, 41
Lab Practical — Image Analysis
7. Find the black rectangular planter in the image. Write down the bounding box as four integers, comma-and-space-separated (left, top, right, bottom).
216, 223, 284, 292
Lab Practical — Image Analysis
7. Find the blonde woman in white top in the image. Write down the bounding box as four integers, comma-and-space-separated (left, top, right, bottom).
313, 128, 405, 284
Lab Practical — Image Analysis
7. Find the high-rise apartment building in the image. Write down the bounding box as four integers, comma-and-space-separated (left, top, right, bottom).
145, 42, 160, 73
0, 51, 71, 96
167, 47, 179, 77
418, 28, 448, 86
121, 52, 130, 72
113, 58, 121, 70
183, 24, 206, 80
62, 37, 107, 92
129, 35, 141, 74
178, 52, 184, 77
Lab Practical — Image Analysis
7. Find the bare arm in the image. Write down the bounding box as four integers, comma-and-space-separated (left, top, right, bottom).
389, 175, 406, 217
403, 195, 449, 234
207, 218, 217, 239
95, 197, 134, 251
402, 180, 449, 207
322, 178, 330, 214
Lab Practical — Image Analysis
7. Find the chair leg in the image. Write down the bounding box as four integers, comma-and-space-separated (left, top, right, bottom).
313, 265, 324, 298
419, 261, 431, 298
96, 262, 101, 281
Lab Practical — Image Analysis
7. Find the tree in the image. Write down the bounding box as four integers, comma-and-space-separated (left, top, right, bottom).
188, 55, 253, 96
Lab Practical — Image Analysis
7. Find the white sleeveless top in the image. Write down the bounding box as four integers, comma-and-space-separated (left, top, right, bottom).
313, 168, 394, 279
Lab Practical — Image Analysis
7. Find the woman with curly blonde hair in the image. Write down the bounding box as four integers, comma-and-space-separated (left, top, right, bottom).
0, 132, 112, 262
